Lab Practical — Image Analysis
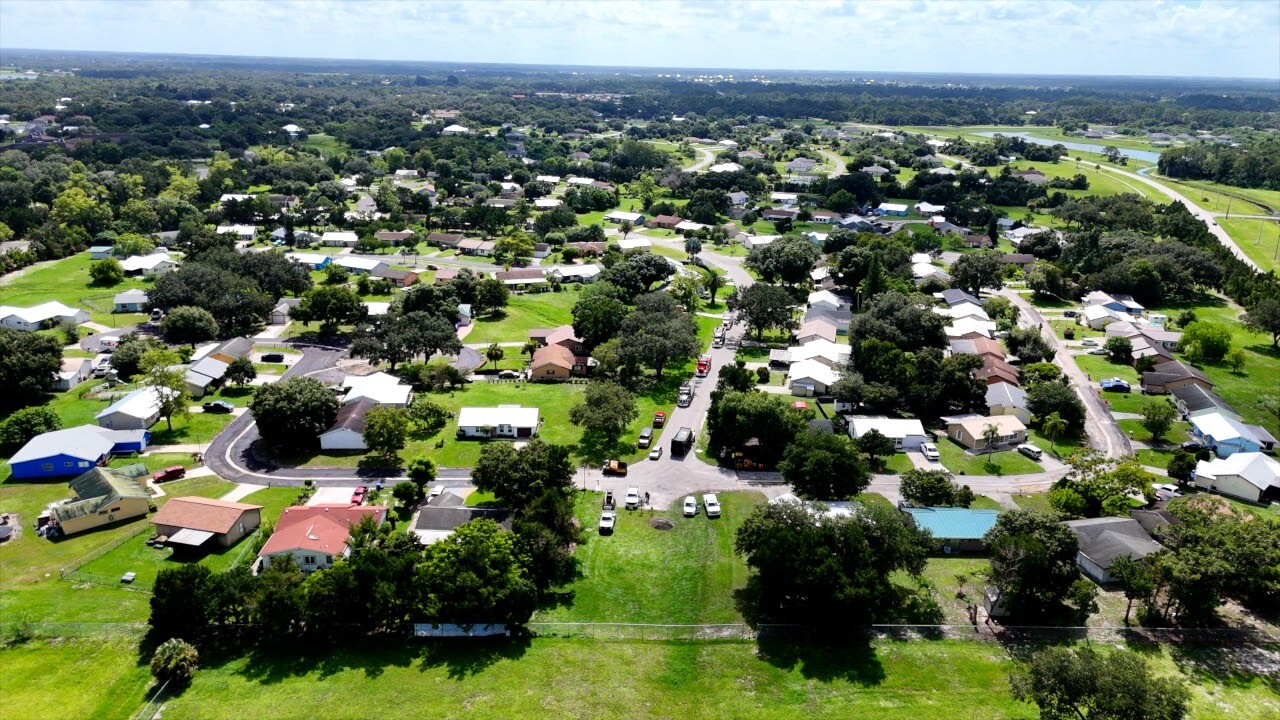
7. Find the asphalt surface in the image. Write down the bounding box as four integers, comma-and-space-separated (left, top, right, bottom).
999, 289, 1131, 459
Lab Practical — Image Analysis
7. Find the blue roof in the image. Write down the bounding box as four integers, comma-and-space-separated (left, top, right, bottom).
902, 507, 1000, 540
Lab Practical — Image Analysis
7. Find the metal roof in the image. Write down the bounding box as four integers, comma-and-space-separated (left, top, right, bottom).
902, 507, 1001, 540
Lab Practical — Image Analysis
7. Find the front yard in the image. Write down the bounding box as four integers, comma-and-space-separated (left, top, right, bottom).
935, 438, 1042, 476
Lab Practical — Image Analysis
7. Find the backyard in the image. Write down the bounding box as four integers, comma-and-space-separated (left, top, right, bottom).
0, 253, 151, 327
461, 290, 577, 345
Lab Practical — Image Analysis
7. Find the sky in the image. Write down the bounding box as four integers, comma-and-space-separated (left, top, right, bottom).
2, 0, 1278, 80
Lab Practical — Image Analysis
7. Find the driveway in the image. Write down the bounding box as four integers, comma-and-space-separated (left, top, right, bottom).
308, 486, 357, 505
998, 289, 1131, 459
816, 148, 847, 177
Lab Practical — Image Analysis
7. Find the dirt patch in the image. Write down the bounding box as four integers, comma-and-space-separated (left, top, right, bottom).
649, 518, 674, 531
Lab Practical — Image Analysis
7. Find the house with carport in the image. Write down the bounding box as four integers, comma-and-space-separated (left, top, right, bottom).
152, 496, 263, 549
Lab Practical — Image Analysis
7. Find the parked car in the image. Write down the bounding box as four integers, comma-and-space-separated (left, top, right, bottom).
351, 486, 368, 505
648, 446, 663, 461
683, 496, 698, 517
428, 485, 445, 503
1064, 310, 1078, 318
638, 426, 653, 448
1154, 483, 1182, 501
1101, 378, 1130, 393
1088, 347, 1109, 355
152, 465, 186, 482
1180, 441, 1204, 452
625, 487, 641, 510
1081, 339, 1098, 347
602, 460, 629, 476
149, 309, 165, 324
94, 357, 112, 377
497, 369, 522, 379
598, 510, 616, 533
702, 493, 721, 518
653, 411, 667, 428
261, 353, 285, 363
921, 443, 940, 461
202, 400, 235, 413
1017, 444, 1044, 460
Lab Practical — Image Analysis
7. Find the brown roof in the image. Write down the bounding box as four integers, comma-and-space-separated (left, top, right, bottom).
975, 357, 1020, 385
532, 343, 575, 371
566, 242, 606, 255
647, 214, 681, 226
496, 268, 546, 281
152, 496, 263, 534
543, 324, 582, 346
427, 232, 462, 245
375, 231, 414, 242
434, 267, 459, 283
326, 398, 375, 435
259, 505, 388, 557
372, 267, 418, 281
1001, 253, 1036, 265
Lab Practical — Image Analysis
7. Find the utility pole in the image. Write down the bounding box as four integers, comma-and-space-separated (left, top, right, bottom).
1224, 197, 1231, 218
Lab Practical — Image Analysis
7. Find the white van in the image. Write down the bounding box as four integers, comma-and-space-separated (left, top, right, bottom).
1016, 444, 1044, 460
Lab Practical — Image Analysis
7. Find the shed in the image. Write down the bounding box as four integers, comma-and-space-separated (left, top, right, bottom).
152, 496, 263, 548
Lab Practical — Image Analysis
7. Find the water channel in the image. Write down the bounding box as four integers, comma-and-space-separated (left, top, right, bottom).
974, 131, 1163, 164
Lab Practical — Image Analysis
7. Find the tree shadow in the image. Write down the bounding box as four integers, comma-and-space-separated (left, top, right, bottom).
754, 635, 887, 686
415, 635, 532, 679
1168, 643, 1280, 694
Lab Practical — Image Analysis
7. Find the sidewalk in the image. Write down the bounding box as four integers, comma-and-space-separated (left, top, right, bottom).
219, 483, 267, 502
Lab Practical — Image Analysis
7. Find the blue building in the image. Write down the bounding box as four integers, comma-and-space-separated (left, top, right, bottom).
900, 506, 1001, 553
1191, 410, 1277, 458
7, 425, 150, 480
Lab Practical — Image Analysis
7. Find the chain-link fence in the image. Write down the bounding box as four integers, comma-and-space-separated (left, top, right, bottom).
0, 621, 146, 641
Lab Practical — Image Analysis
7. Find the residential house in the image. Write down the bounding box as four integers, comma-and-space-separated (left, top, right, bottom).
534, 198, 562, 209
441, 124, 473, 136
7, 425, 149, 479
615, 238, 651, 251
929, 167, 958, 177
794, 319, 838, 345
1141, 360, 1213, 394
962, 235, 994, 249
54, 358, 93, 391
529, 325, 590, 379
215, 224, 258, 241
371, 267, 419, 287
901, 507, 1001, 553
877, 203, 908, 216
932, 221, 972, 237
564, 242, 606, 257
333, 256, 388, 275
532, 242, 551, 259
804, 304, 851, 335
1084, 290, 1144, 316
912, 262, 951, 285
935, 289, 982, 307
374, 230, 414, 245
1081, 304, 1125, 330
860, 165, 889, 177
258, 505, 389, 573
456, 406, 542, 439
1013, 168, 1049, 186
761, 208, 798, 221
944, 316, 997, 339
739, 234, 779, 251
1002, 253, 1036, 268
457, 238, 496, 256
727, 191, 749, 207
709, 162, 744, 173
48, 464, 152, 536
807, 290, 849, 310
915, 202, 946, 215
495, 268, 548, 287
547, 264, 602, 283
413, 501, 514, 545
785, 158, 817, 173
285, 252, 332, 270
847, 417, 928, 451
427, 232, 463, 249
0, 301, 90, 332
950, 337, 1005, 360
89, 245, 115, 260
786, 339, 850, 368
1169, 385, 1234, 419
770, 192, 799, 206
974, 356, 1021, 387
270, 298, 301, 325
1191, 411, 1277, 457
935, 302, 991, 323
646, 214, 682, 230
112, 289, 148, 313
946, 415, 1027, 450
788, 359, 840, 397
810, 211, 842, 224
342, 372, 413, 407
1192, 452, 1280, 503
674, 221, 708, 233
321, 231, 359, 247
319, 399, 375, 451
119, 253, 178, 277
152, 497, 263, 549
1065, 517, 1163, 584
95, 388, 163, 430
985, 383, 1031, 424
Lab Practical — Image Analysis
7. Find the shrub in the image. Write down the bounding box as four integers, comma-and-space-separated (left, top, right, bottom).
150, 638, 199, 687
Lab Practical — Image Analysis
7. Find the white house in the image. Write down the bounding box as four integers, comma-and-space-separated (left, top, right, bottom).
566, 176, 596, 186
604, 210, 644, 224
739, 234, 778, 251
1193, 452, 1280, 503
786, 339, 850, 368
341, 372, 412, 407
0, 302, 90, 332
769, 192, 799, 206
807, 290, 849, 310
535, 175, 561, 184
615, 238, 651, 251
877, 203, 909, 216
321, 231, 359, 247
789, 359, 840, 397
547, 265, 601, 283
285, 252, 331, 269
847, 417, 928, 451
54, 358, 93, 391
333, 256, 388, 274
319, 399, 374, 451
709, 162, 744, 173
215, 224, 258, 241
95, 388, 163, 430
113, 289, 149, 313
1081, 303, 1124, 330
457, 405, 541, 439
915, 202, 947, 214
119, 253, 178, 277
912, 262, 951, 284
441, 124, 473, 136
534, 198, 562, 209
945, 316, 998, 339
674, 220, 708, 233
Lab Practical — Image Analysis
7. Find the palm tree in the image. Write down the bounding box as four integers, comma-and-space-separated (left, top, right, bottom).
521, 339, 540, 359
486, 343, 505, 371
981, 423, 1002, 468
704, 272, 725, 306
619, 221, 633, 240
1041, 412, 1067, 457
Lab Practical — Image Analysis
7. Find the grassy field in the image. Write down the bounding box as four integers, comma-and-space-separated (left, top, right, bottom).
1216, 216, 1280, 274
0, 253, 150, 327
1154, 176, 1280, 214
462, 290, 577, 345
533, 491, 758, 624
935, 439, 1041, 476
298, 132, 348, 156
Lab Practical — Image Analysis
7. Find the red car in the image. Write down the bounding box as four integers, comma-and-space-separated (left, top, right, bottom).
152, 465, 186, 482
351, 486, 368, 505
653, 411, 667, 428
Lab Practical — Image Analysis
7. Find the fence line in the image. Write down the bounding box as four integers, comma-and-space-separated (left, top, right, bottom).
0, 621, 146, 640
59, 523, 151, 577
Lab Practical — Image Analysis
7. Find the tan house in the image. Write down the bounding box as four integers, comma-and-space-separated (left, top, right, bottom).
794, 319, 838, 345
50, 465, 151, 536
152, 496, 263, 548
946, 415, 1027, 450
529, 325, 590, 379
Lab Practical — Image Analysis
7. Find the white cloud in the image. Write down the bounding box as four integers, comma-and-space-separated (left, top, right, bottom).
0, 0, 1276, 78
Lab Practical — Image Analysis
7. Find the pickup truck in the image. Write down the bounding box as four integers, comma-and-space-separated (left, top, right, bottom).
601, 460, 629, 476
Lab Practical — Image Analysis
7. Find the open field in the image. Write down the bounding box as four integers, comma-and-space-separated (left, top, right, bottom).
1216, 216, 1280, 274
0, 253, 150, 327
1154, 176, 1280, 214
462, 290, 577, 345
297, 133, 348, 156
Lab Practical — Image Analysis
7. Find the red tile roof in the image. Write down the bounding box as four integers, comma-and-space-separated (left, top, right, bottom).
258, 504, 387, 557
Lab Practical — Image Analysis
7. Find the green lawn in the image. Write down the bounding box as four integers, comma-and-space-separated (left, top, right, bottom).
1216, 216, 1279, 274
0, 253, 152, 327
936, 439, 1041, 476
1153, 176, 1279, 214
76, 515, 251, 587
968, 496, 1004, 511
237, 486, 299, 525
298, 132, 349, 156
1010, 492, 1056, 514
879, 453, 916, 475
1072, 354, 1140, 385
148, 411, 236, 446
462, 291, 578, 345
533, 491, 759, 624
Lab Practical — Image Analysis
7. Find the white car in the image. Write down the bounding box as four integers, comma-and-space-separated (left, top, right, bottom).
683, 496, 698, 517
1081, 339, 1098, 347
428, 485, 444, 503
598, 510, 617, 532
625, 487, 641, 509
1088, 347, 1109, 355
1154, 483, 1182, 502
702, 493, 721, 518
921, 443, 940, 461
649, 446, 663, 461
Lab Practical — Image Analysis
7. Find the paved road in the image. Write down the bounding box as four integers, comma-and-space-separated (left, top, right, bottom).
999, 289, 1131, 459
816, 147, 847, 177
686, 145, 719, 172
